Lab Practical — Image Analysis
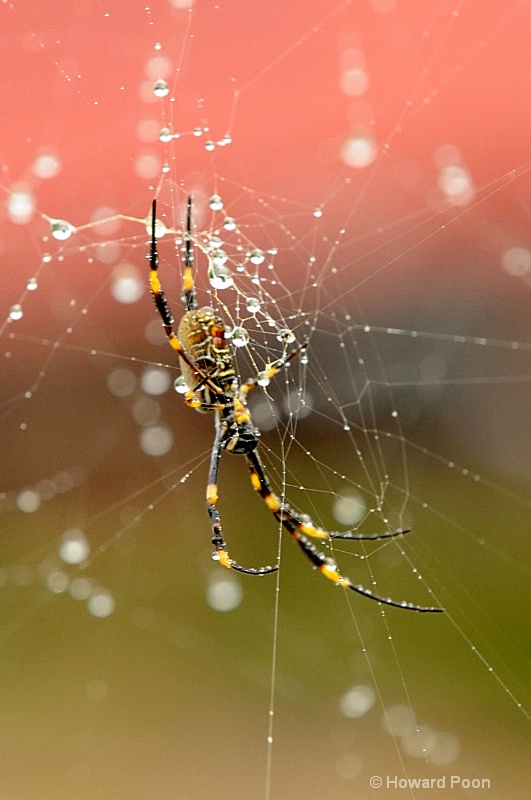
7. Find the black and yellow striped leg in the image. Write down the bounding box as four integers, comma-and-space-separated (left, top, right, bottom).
246, 449, 443, 612
149, 200, 223, 404
182, 194, 196, 311
207, 418, 278, 576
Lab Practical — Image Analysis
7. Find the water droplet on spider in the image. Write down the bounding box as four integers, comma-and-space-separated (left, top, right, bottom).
153, 79, 169, 97
174, 375, 189, 394
50, 219, 74, 240
9, 304, 23, 321
276, 328, 296, 344
209, 194, 223, 211
208, 262, 233, 290
26, 277, 38, 291
223, 216, 236, 231
248, 248, 265, 265
231, 327, 249, 348
159, 126, 172, 142
256, 371, 270, 387
205, 140, 215, 151
245, 297, 261, 314
210, 249, 228, 266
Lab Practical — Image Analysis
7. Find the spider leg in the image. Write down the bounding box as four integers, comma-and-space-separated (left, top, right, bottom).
246, 449, 443, 612
240, 342, 308, 398
182, 194, 196, 311
207, 417, 278, 576
149, 199, 223, 403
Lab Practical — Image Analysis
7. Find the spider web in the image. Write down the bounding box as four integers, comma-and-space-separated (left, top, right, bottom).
0, 1, 530, 798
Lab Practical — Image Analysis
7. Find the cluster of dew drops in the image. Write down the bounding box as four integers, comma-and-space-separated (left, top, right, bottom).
8, 224, 73, 323
5, 184, 302, 398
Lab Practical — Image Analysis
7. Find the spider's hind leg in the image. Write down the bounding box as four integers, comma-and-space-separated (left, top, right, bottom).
207, 417, 278, 576
246, 449, 443, 612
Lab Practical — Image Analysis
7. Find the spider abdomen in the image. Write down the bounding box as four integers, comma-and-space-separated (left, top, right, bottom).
177, 306, 236, 409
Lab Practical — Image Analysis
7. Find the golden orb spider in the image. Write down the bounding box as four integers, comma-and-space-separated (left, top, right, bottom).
148, 197, 443, 613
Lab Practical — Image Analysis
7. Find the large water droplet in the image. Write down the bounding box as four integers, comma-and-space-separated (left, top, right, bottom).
249, 248, 265, 265
276, 328, 295, 344
174, 376, 189, 395
256, 371, 270, 387
208, 262, 234, 290
209, 194, 223, 210
210, 249, 228, 266
245, 297, 261, 314
50, 219, 74, 240
145, 217, 167, 238
153, 79, 169, 97
9, 304, 23, 321
231, 327, 249, 348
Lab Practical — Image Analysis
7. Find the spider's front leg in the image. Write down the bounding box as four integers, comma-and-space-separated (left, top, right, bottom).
207, 416, 278, 576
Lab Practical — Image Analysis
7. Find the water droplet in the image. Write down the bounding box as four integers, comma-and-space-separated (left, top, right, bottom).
159, 127, 172, 142
145, 217, 167, 238
313, 208, 323, 218
161, 162, 170, 173
42, 252, 52, 263
153, 79, 169, 97
223, 216, 236, 231
50, 219, 74, 240
205, 140, 215, 151
245, 297, 261, 314
9, 304, 23, 321
174, 376, 189, 394
209, 194, 223, 210
256, 371, 270, 387
300, 351, 309, 365
276, 328, 296, 344
249, 248, 265, 265
193, 127, 203, 137
210, 249, 228, 266
208, 262, 233, 290
26, 277, 38, 291
231, 327, 249, 348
